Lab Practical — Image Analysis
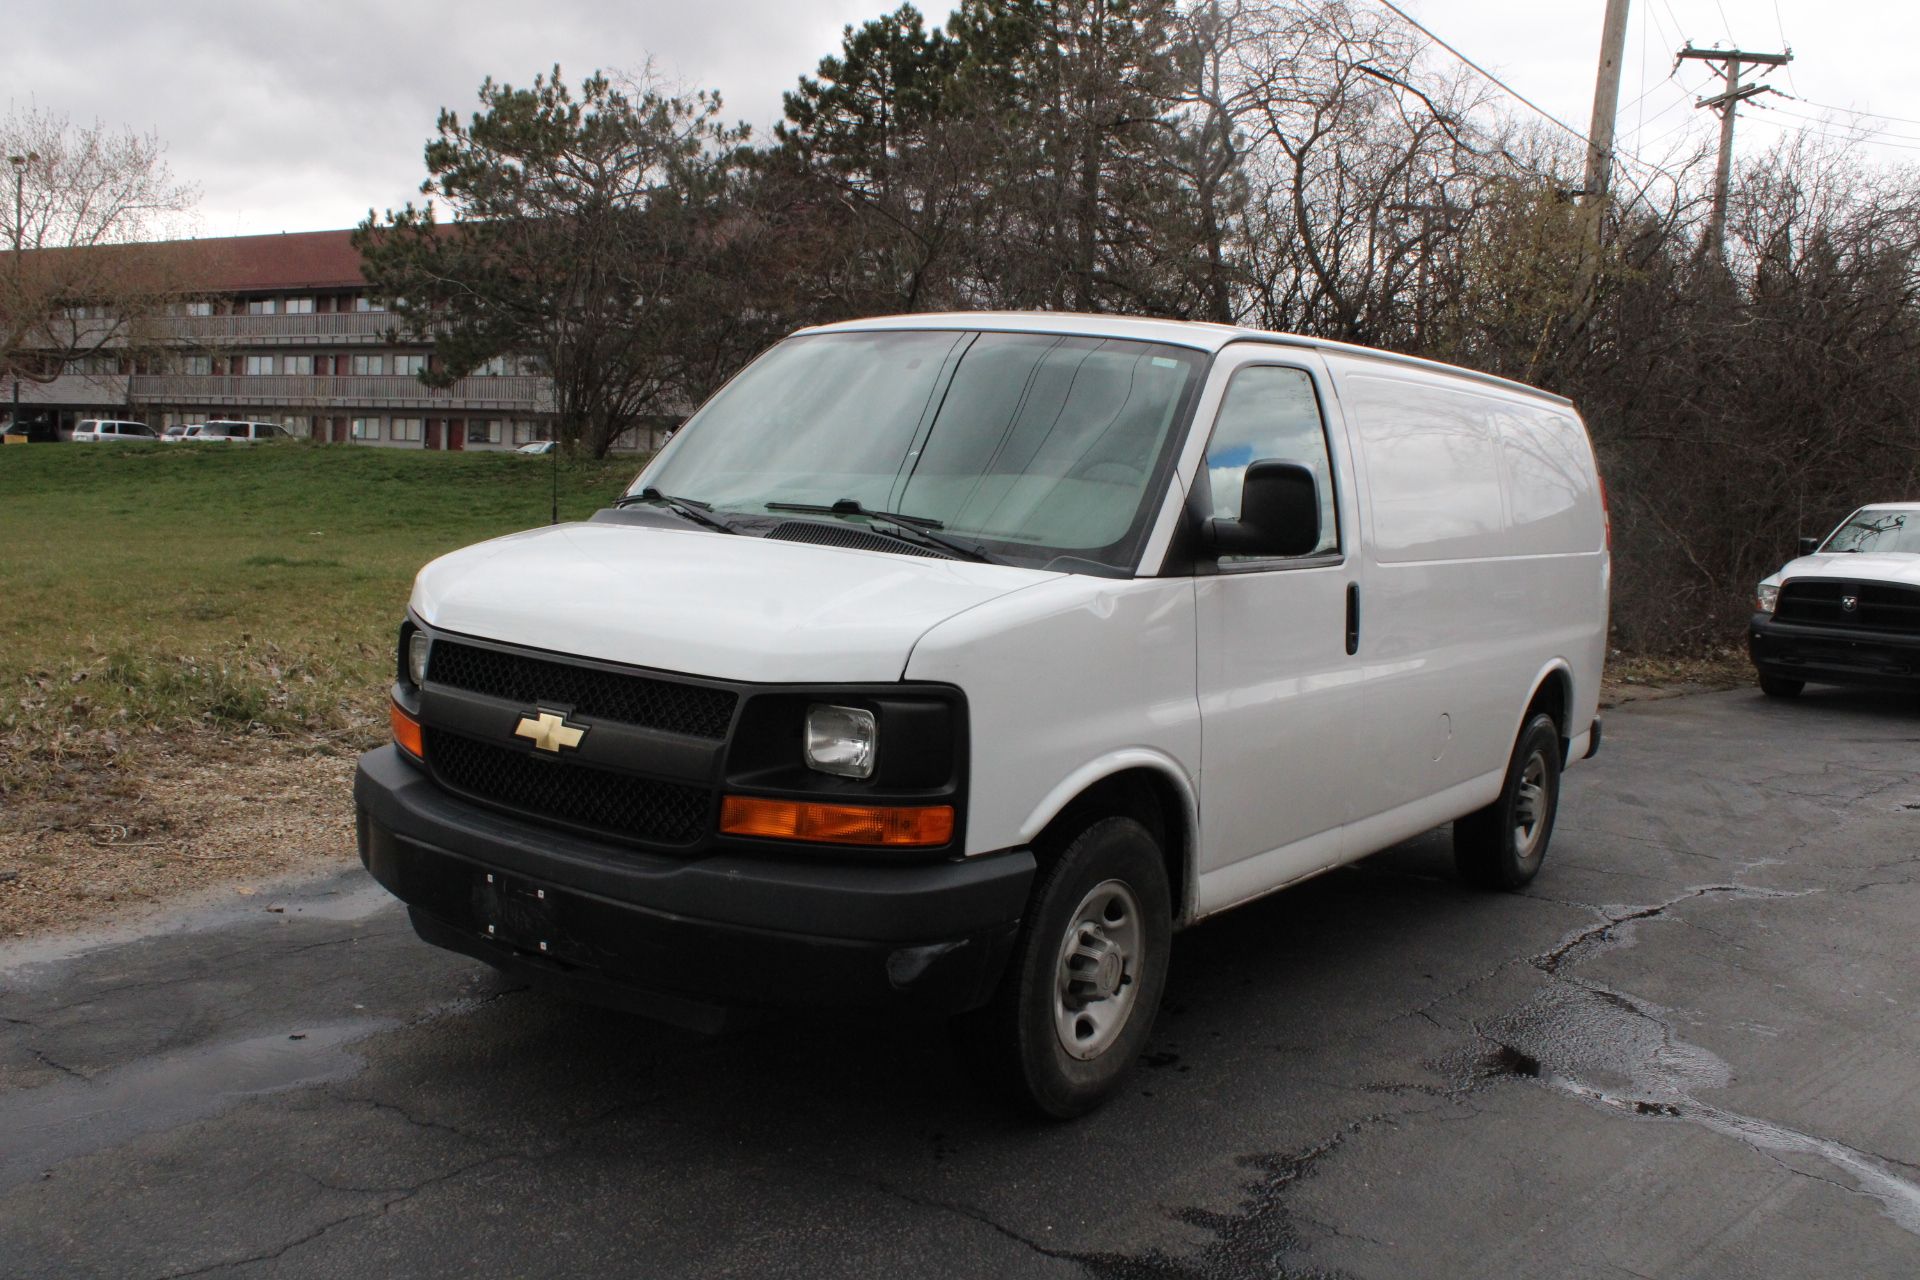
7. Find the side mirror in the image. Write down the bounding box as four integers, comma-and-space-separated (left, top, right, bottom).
1207, 460, 1321, 558
1797, 537, 1820, 556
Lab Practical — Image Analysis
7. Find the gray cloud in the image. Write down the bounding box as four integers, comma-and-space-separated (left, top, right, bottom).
2, 1, 1914, 238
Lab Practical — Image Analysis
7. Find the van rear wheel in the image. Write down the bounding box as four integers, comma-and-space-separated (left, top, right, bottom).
1455, 713, 1561, 890
954, 816, 1171, 1119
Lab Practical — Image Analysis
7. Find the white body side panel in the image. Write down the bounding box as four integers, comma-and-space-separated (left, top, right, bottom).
1324, 356, 1607, 829
904, 576, 1202, 860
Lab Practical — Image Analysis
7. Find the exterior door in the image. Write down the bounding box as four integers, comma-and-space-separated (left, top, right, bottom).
1192, 353, 1363, 912
448, 418, 465, 451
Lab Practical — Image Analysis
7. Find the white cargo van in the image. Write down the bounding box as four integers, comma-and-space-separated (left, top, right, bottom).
357, 313, 1608, 1116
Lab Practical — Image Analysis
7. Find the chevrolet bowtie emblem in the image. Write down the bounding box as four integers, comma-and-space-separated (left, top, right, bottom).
515, 710, 586, 753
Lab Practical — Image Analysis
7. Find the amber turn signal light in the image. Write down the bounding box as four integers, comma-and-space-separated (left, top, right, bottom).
391, 700, 425, 759
719, 796, 954, 847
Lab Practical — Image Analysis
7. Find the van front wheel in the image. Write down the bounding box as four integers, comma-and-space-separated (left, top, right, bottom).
955, 817, 1171, 1119
1454, 713, 1562, 890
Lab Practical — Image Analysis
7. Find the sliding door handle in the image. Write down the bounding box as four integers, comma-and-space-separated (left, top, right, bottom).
1345, 583, 1360, 655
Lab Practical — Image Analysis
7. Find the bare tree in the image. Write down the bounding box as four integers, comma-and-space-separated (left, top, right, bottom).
0, 108, 197, 412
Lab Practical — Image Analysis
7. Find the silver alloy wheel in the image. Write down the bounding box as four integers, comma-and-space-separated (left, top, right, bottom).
1511, 749, 1550, 861
1052, 878, 1144, 1061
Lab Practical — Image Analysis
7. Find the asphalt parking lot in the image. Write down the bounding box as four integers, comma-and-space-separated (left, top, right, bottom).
2, 687, 1917, 1279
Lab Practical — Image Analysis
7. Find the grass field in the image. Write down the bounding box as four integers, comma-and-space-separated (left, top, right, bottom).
0, 441, 643, 752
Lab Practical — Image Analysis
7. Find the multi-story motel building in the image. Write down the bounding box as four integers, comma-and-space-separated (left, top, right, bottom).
14, 229, 565, 450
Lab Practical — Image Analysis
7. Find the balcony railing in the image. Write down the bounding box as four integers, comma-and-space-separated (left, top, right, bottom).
155, 312, 400, 346
127, 373, 550, 411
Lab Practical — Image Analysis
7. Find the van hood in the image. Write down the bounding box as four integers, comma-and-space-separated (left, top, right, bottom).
410, 521, 1056, 684
1765, 552, 1920, 588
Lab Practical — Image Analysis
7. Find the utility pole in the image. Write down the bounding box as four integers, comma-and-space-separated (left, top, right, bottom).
1567, 0, 1633, 341
1581, 0, 1633, 210
7, 152, 31, 433
1677, 43, 1792, 260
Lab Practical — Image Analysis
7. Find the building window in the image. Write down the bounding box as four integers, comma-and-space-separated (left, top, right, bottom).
393, 354, 427, 377
390, 417, 424, 443
351, 354, 385, 376
511, 420, 539, 445
477, 355, 508, 377
185, 300, 215, 317
284, 297, 315, 315
351, 418, 380, 440
353, 296, 387, 313
244, 355, 276, 375
283, 355, 314, 375
467, 420, 501, 446
247, 299, 279, 316
182, 355, 212, 376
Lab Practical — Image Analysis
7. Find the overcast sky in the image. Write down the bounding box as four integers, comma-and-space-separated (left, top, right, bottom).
3, 0, 1915, 238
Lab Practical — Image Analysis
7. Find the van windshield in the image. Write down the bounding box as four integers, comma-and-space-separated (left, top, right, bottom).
1822, 510, 1920, 555
634, 330, 1207, 574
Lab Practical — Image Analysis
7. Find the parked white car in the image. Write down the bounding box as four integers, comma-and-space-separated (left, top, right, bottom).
1749, 503, 1920, 697
515, 440, 555, 455
188, 420, 289, 443
73, 419, 157, 442
357, 312, 1609, 1116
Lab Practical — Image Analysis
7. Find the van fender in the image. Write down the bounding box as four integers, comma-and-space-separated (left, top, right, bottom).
1519, 658, 1579, 753
1017, 749, 1202, 923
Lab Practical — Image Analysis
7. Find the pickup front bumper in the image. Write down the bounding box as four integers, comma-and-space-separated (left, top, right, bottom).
1749, 613, 1920, 693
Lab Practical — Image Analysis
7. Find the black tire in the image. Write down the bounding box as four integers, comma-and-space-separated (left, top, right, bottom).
1455, 712, 1562, 891
954, 816, 1171, 1119
1758, 674, 1804, 699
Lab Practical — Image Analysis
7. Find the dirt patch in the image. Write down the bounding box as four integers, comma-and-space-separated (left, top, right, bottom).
1601, 649, 1751, 708
0, 733, 358, 942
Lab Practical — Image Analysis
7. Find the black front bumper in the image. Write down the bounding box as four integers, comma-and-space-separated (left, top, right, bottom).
1749, 613, 1920, 692
355, 746, 1033, 1028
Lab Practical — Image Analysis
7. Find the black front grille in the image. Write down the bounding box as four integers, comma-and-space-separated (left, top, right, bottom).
425, 729, 709, 846
1776, 580, 1920, 633
428, 641, 737, 739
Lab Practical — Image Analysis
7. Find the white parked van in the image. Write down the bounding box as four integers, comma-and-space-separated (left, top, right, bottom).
72, 419, 157, 442
357, 313, 1609, 1116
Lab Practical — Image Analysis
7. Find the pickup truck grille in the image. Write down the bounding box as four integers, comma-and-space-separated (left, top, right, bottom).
425, 729, 709, 846
427, 640, 737, 740
1776, 580, 1920, 633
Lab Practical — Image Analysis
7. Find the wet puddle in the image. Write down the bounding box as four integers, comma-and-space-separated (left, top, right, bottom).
1481, 884, 1920, 1238
0, 1018, 392, 1191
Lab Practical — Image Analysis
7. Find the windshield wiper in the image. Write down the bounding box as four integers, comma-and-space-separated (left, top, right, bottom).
614, 487, 737, 534
765, 498, 1004, 564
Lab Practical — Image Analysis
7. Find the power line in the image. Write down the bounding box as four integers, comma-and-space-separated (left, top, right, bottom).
1771, 0, 1801, 98
1761, 105, 1920, 145
1371, 0, 1591, 147
1369, 0, 1675, 188
1776, 95, 1920, 131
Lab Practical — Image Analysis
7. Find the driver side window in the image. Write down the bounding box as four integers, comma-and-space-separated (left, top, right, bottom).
1204, 365, 1339, 557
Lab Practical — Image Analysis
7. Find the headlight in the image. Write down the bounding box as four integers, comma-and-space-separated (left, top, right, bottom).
804, 704, 876, 778
1755, 583, 1779, 614
407, 631, 432, 686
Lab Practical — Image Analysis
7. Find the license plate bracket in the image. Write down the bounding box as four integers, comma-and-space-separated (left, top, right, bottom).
473, 872, 572, 959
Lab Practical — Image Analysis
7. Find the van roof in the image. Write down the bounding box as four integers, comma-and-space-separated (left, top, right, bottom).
799, 311, 1574, 408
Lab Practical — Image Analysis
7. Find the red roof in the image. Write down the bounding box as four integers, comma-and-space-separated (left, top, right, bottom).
146, 229, 367, 293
